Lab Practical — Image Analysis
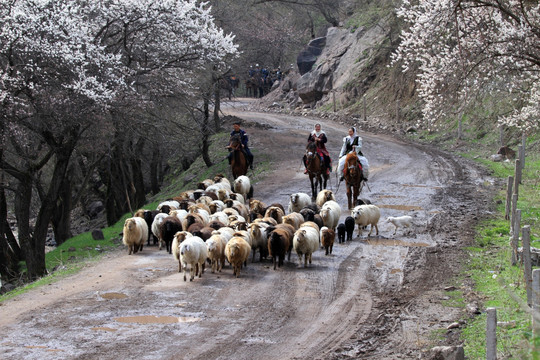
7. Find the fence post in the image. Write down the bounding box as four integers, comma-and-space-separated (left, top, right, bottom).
521, 133, 526, 170
514, 159, 522, 193
511, 209, 521, 266
533, 269, 540, 337
523, 225, 532, 306
505, 176, 514, 221
486, 307, 497, 360
511, 194, 518, 234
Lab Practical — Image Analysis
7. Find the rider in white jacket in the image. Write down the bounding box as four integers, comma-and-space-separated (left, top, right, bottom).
337, 127, 368, 181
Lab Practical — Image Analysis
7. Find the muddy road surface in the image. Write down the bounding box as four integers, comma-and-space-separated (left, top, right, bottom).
0, 99, 494, 359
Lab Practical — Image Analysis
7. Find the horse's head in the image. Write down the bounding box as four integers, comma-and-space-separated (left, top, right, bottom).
306, 141, 317, 154
345, 152, 359, 176
229, 134, 242, 150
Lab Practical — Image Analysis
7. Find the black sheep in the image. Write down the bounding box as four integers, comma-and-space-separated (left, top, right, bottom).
337, 223, 346, 244
159, 216, 183, 254
143, 210, 160, 246
345, 216, 355, 241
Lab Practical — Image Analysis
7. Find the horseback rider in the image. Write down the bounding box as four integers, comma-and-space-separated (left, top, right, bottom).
304, 123, 332, 175
227, 121, 254, 169
337, 127, 368, 182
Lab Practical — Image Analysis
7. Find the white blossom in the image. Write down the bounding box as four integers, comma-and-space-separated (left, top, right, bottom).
392, 0, 540, 132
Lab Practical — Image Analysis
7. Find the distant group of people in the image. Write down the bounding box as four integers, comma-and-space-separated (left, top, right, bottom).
248, 64, 283, 81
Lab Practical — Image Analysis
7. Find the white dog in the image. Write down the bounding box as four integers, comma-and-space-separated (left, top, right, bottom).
386, 216, 414, 235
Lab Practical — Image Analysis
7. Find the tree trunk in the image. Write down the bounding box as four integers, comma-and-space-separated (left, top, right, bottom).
150, 144, 161, 195
51, 166, 73, 246
213, 75, 221, 131
202, 95, 213, 167
0, 186, 20, 282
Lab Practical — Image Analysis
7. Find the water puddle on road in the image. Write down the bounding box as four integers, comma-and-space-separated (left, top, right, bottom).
365, 238, 429, 247
91, 327, 117, 332
375, 195, 405, 199
402, 183, 443, 190
24, 345, 64, 352
100, 292, 128, 300
113, 315, 201, 324
377, 204, 423, 211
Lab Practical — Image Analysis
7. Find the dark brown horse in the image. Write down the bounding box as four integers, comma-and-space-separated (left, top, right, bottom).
305, 142, 328, 199
343, 152, 364, 210
229, 134, 248, 179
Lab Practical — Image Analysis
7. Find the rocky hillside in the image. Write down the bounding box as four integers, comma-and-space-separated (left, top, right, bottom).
256, 11, 417, 134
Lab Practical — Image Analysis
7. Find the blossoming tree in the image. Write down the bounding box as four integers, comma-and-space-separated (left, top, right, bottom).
0, 0, 238, 280
392, 0, 540, 134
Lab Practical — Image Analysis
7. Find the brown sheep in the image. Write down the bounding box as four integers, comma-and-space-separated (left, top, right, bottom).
225, 237, 251, 278
266, 223, 295, 270
249, 199, 267, 217
315, 189, 336, 208
320, 227, 335, 255
181, 213, 205, 232
264, 206, 285, 224
191, 226, 215, 242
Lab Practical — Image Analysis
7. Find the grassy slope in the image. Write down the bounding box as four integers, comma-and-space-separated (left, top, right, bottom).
406, 126, 540, 358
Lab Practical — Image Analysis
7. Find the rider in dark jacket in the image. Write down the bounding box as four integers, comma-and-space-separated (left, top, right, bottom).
227, 122, 254, 169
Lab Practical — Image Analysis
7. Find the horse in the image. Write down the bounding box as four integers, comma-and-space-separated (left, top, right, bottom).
343, 151, 364, 210
219, 76, 239, 100
305, 142, 328, 199
229, 134, 248, 179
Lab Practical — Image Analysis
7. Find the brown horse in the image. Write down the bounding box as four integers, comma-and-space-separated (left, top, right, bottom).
229, 134, 248, 179
305, 142, 328, 199
343, 152, 364, 210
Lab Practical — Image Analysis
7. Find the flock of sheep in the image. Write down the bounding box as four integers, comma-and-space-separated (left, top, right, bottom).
121, 173, 414, 281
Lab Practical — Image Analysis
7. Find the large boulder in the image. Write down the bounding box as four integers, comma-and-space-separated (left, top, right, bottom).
296, 37, 326, 75
295, 21, 390, 106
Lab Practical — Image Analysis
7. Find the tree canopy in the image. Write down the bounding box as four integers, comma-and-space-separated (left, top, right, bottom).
0, 0, 238, 281
392, 0, 540, 133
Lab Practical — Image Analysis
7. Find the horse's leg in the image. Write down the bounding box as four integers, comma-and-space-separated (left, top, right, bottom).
310, 176, 316, 199
346, 184, 352, 210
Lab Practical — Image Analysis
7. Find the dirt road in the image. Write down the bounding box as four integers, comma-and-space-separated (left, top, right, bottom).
0, 99, 494, 359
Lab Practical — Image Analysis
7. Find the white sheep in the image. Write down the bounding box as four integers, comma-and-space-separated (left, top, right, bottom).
170, 209, 188, 223
151, 212, 169, 249
386, 215, 414, 235
315, 189, 336, 208
180, 236, 208, 282
229, 192, 245, 205
351, 204, 380, 237
320, 200, 341, 231
248, 222, 270, 262
287, 192, 312, 213
209, 211, 230, 226
206, 234, 227, 273
172, 231, 193, 272
233, 175, 251, 201
122, 217, 148, 255
157, 200, 180, 211
293, 224, 320, 267
212, 227, 235, 243
225, 236, 252, 278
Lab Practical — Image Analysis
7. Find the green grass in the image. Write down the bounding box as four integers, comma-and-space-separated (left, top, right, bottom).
449, 153, 540, 359
1, 129, 271, 303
